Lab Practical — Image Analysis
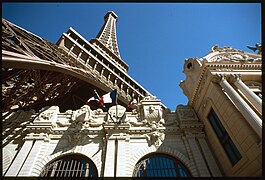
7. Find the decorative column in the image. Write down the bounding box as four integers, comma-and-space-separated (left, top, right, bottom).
93, 62, 98, 71
5, 140, 34, 176
215, 74, 262, 138
101, 67, 105, 77
120, 82, 124, 92
232, 75, 262, 113
85, 56, 90, 66
68, 44, 75, 55
77, 50, 83, 61
108, 73, 112, 82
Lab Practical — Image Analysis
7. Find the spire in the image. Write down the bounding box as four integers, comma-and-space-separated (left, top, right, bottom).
96, 11, 121, 58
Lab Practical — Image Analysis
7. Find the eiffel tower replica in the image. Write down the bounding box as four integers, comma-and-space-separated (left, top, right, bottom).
2, 11, 165, 113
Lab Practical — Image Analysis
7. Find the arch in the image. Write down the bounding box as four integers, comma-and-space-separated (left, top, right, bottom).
39, 153, 98, 177
31, 148, 101, 177
133, 152, 191, 177
127, 145, 197, 177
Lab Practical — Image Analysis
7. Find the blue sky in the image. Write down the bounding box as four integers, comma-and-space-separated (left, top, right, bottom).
2, 3, 261, 111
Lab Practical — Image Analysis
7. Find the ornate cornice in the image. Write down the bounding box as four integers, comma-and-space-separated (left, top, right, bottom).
189, 53, 261, 106
203, 45, 261, 63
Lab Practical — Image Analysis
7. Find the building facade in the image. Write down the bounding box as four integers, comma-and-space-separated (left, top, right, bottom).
2, 12, 262, 177
179, 45, 262, 176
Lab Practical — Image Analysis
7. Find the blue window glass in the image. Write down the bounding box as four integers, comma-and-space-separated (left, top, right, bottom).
208, 109, 242, 166
133, 153, 191, 177
209, 116, 223, 138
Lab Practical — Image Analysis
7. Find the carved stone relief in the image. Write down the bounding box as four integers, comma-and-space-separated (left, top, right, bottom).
206, 45, 261, 63
144, 131, 165, 148
107, 105, 126, 123
176, 105, 200, 127
34, 106, 59, 128
142, 105, 163, 123
54, 105, 105, 129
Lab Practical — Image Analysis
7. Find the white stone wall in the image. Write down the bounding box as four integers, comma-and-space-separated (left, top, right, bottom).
3, 98, 222, 177
2, 143, 19, 175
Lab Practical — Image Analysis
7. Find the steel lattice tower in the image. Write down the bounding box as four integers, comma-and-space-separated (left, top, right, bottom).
2, 11, 166, 113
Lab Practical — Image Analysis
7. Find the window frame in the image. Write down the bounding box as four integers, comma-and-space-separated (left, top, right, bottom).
208, 109, 242, 166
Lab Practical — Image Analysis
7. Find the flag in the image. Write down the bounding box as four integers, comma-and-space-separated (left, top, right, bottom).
86, 94, 99, 104
98, 89, 117, 106
127, 98, 137, 109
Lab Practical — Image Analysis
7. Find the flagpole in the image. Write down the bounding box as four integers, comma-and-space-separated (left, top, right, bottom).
94, 89, 115, 123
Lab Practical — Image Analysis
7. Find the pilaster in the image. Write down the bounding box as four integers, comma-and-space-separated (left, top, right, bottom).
196, 137, 222, 177
18, 138, 45, 176
185, 133, 210, 177
5, 140, 34, 176
116, 135, 130, 177
103, 139, 115, 177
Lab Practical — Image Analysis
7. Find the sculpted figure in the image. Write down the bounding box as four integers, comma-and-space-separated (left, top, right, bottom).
74, 105, 91, 122
145, 131, 165, 147
128, 118, 148, 127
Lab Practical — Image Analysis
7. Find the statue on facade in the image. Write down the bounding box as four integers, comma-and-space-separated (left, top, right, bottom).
246, 43, 262, 55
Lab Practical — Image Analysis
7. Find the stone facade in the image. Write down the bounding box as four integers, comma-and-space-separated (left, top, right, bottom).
179, 45, 262, 176
3, 96, 222, 177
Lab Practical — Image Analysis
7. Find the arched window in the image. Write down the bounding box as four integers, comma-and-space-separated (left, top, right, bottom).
133, 153, 191, 177
40, 154, 98, 177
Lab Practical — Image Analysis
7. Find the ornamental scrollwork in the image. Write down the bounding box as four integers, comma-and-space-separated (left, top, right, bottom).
60, 105, 104, 128
206, 45, 261, 63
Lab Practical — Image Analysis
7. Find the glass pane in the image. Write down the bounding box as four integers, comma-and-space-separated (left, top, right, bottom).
162, 157, 168, 169
153, 169, 157, 176
152, 158, 157, 169
214, 114, 227, 135
147, 169, 151, 176
224, 143, 237, 164
229, 140, 242, 161
133, 154, 191, 177
209, 115, 223, 138
172, 167, 177, 177
169, 159, 174, 169
168, 168, 173, 177
208, 109, 242, 166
